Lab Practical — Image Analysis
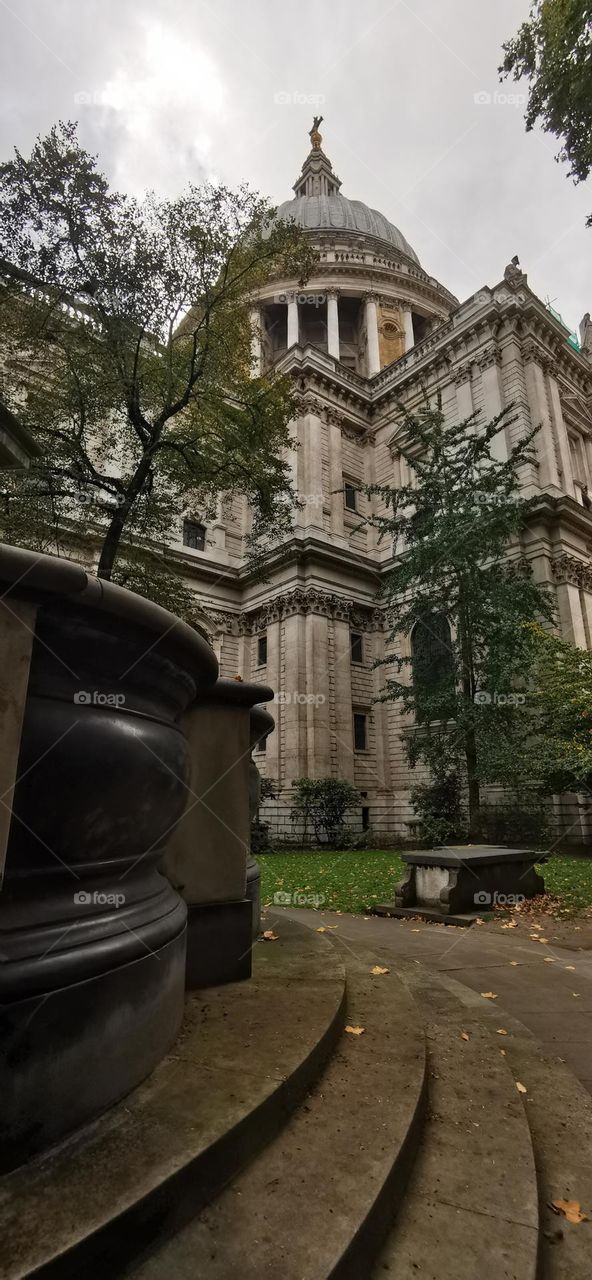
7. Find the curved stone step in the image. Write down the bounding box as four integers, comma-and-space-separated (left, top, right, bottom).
0, 919, 345, 1280
124, 934, 428, 1280
400, 965, 592, 1280
373, 961, 540, 1279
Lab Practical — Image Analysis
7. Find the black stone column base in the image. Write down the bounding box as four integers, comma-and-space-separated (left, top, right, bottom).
0, 928, 186, 1173
185, 899, 254, 989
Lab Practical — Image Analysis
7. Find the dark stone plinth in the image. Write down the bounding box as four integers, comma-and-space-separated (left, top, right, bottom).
246, 856, 261, 939
0, 543, 218, 1171
0, 928, 186, 1174
387, 844, 546, 919
185, 900, 253, 988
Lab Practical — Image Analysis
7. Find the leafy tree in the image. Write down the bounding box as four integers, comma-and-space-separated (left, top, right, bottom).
365, 401, 554, 839
410, 771, 468, 848
290, 778, 361, 847
500, 0, 592, 224
0, 121, 314, 607
521, 622, 592, 792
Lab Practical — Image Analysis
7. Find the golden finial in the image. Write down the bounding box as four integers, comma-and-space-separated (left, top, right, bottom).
309, 115, 323, 150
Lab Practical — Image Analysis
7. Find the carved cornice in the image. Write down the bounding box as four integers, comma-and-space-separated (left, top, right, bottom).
236, 588, 385, 633
551, 553, 592, 590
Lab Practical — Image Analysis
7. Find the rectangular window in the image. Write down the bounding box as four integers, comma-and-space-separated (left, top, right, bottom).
183, 519, 205, 551
257, 633, 268, 666
353, 712, 367, 751
257, 734, 266, 753
344, 481, 357, 511
350, 631, 363, 664
361, 806, 370, 831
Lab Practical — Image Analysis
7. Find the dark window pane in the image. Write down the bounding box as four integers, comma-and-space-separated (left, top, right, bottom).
344, 482, 357, 511
361, 806, 370, 830
353, 712, 367, 751
350, 632, 363, 663
183, 520, 205, 550
257, 633, 267, 666
411, 612, 455, 721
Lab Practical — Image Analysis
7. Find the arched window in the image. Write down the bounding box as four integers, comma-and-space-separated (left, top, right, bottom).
411, 613, 455, 721
183, 519, 205, 551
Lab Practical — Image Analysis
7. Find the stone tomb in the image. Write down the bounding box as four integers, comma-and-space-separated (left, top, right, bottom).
374, 845, 546, 926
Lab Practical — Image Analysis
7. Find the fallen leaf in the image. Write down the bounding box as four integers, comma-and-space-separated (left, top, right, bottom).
565, 965, 576, 972
475, 918, 485, 926
316, 927, 327, 933
550, 1199, 589, 1225
460, 1031, 470, 1041
262, 931, 278, 941
496, 1028, 508, 1035
411, 928, 421, 932
481, 992, 498, 999
500, 1049, 506, 1056
371, 965, 390, 975
516, 1081, 527, 1094
510, 961, 520, 966
573, 993, 581, 998
345, 1025, 365, 1036
544, 957, 555, 963
501, 921, 517, 929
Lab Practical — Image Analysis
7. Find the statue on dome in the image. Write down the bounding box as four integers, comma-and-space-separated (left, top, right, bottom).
503, 254, 526, 287
579, 312, 592, 360
309, 116, 324, 149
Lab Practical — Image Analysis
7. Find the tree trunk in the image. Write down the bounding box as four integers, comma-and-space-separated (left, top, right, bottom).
96, 513, 125, 580
96, 451, 155, 580
458, 586, 481, 840
464, 723, 481, 840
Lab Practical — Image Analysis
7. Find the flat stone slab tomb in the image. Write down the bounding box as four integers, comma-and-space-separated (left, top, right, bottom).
374, 844, 546, 925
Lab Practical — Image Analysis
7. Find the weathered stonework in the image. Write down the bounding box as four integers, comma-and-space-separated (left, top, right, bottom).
170, 131, 592, 845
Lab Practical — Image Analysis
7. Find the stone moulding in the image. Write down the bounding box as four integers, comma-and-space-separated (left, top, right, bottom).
551, 553, 592, 589
236, 587, 385, 634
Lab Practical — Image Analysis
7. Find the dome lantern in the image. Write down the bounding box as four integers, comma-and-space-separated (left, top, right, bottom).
292, 117, 342, 199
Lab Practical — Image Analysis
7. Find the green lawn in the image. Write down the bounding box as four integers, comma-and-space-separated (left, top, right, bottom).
258, 850, 592, 917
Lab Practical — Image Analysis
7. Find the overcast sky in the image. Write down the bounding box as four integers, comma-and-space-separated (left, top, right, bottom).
1, 0, 590, 332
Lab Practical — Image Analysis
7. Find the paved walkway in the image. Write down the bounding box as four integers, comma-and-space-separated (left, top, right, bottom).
270, 906, 592, 1095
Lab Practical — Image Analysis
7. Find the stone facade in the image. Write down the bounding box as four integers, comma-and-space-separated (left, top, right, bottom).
171, 131, 592, 846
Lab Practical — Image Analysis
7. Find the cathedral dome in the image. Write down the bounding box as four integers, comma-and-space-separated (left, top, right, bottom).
273, 192, 420, 266
270, 120, 421, 266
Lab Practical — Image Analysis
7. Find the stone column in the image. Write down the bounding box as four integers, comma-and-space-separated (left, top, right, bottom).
455, 369, 474, 425
328, 419, 346, 542
287, 293, 299, 348
333, 617, 355, 782
365, 295, 380, 376
524, 354, 561, 490
547, 372, 575, 498
402, 308, 414, 352
305, 612, 331, 776
372, 626, 391, 791
556, 580, 588, 649
282, 612, 308, 783
249, 306, 262, 376
265, 618, 281, 783
303, 411, 325, 531
480, 353, 508, 462
327, 291, 340, 360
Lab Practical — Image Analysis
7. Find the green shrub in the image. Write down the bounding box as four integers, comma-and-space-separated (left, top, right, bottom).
290, 778, 361, 848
